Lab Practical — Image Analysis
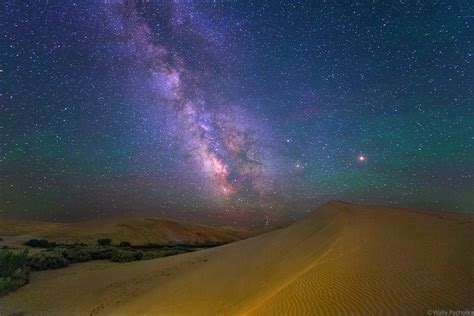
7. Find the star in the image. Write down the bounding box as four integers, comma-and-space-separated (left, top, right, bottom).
1, 0, 471, 221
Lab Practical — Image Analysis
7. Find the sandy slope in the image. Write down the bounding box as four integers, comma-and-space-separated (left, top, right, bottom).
1, 201, 472, 315
0, 216, 247, 246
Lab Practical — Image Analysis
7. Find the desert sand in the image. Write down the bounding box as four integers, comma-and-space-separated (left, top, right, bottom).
1, 201, 472, 315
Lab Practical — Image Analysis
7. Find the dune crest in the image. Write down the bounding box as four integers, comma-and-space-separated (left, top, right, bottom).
1, 201, 472, 315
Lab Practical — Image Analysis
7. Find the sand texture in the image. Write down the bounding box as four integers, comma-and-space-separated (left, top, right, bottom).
1, 201, 472, 315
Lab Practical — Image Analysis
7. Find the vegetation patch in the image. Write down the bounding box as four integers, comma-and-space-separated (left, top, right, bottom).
20, 238, 215, 267
23, 239, 57, 248
97, 238, 112, 246
0, 249, 30, 296
1, 238, 222, 296
28, 250, 69, 270
111, 249, 143, 262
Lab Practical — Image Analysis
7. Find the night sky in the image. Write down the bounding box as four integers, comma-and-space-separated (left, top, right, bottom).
1, 1, 473, 223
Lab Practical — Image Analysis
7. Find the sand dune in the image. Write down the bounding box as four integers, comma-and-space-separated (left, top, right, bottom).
1, 201, 472, 315
0, 216, 247, 246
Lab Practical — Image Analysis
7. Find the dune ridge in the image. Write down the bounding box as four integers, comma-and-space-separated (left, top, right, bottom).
1, 201, 472, 315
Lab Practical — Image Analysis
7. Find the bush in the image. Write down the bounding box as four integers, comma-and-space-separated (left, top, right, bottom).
28, 251, 68, 271
135, 251, 143, 261
0, 249, 29, 278
62, 248, 92, 263
0, 249, 30, 296
88, 246, 115, 260
119, 241, 131, 247
160, 248, 185, 257
97, 238, 112, 246
141, 250, 162, 260
24, 239, 57, 248
63, 246, 118, 262
0, 272, 29, 296
111, 250, 143, 262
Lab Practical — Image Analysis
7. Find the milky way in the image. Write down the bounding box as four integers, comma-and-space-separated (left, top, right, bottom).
104, 2, 272, 201
1, 1, 472, 222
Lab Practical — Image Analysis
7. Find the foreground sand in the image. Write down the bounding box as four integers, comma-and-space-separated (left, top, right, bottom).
1, 201, 472, 315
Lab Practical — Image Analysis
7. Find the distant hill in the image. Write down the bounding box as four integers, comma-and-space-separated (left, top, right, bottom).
0, 216, 250, 246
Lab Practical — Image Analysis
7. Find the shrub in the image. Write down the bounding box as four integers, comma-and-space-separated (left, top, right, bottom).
62, 248, 92, 263
135, 252, 143, 261
159, 248, 184, 257
110, 249, 143, 262
28, 251, 68, 271
88, 246, 115, 260
0, 249, 29, 296
0, 249, 29, 277
24, 239, 56, 248
141, 250, 162, 260
0, 273, 29, 297
97, 238, 112, 246
119, 241, 131, 247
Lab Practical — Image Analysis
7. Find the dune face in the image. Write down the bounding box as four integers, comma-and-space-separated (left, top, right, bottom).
245, 203, 473, 315
0, 217, 247, 246
1, 201, 472, 315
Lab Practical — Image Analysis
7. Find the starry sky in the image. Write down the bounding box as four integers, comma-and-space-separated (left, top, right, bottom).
1, 1, 473, 223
